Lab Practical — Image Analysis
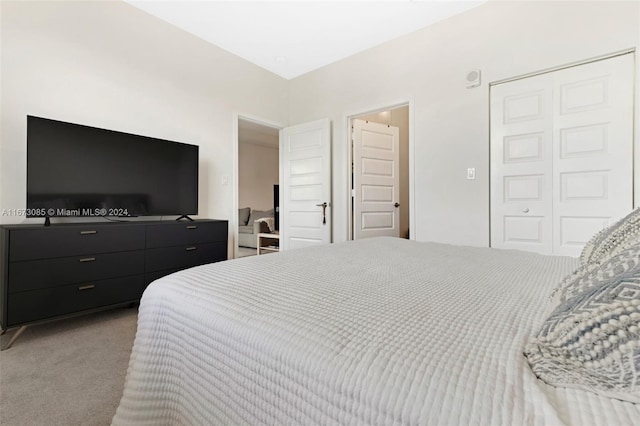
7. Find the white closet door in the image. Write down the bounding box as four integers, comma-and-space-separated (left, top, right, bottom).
491, 53, 634, 256
490, 74, 554, 254
552, 54, 634, 256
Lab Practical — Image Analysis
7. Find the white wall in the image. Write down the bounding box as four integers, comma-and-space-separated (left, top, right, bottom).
0, 0, 288, 257
2, 1, 639, 251
288, 0, 640, 246
238, 142, 279, 212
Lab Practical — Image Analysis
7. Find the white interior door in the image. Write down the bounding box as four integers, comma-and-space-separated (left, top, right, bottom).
491, 53, 634, 256
280, 118, 331, 250
491, 74, 554, 254
352, 119, 400, 239
552, 54, 634, 256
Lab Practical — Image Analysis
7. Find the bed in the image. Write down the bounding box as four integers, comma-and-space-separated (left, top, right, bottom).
113, 236, 640, 425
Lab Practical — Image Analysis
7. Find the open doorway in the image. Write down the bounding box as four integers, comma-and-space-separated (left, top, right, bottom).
236, 118, 280, 258
349, 105, 410, 240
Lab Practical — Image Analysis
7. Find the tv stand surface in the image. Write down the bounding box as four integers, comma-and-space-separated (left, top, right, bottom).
0, 219, 228, 349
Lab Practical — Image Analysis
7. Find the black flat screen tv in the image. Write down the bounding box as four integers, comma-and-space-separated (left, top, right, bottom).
27, 116, 198, 218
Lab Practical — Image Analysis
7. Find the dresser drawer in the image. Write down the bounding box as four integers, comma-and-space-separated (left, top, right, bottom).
9, 225, 145, 261
146, 221, 227, 248
7, 274, 145, 326
145, 242, 227, 272
8, 250, 145, 294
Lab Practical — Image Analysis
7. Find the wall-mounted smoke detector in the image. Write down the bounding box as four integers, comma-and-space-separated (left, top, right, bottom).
466, 69, 481, 88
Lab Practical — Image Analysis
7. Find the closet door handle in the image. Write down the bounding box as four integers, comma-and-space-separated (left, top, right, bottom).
523, 208, 530, 213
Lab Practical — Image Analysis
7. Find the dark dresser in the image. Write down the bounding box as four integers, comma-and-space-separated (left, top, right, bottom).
0, 219, 228, 348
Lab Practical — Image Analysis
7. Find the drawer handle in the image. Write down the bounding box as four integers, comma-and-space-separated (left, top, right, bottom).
80, 230, 97, 235
79, 257, 96, 263
78, 284, 95, 291
186, 225, 198, 229
185, 246, 197, 251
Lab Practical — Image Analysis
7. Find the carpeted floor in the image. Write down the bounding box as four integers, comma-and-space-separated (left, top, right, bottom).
237, 246, 256, 258
0, 307, 138, 426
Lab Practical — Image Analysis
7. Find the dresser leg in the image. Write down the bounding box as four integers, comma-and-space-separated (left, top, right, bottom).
1, 326, 27, 351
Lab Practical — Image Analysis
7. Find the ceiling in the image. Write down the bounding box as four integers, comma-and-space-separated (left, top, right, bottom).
125, 1, 486, 80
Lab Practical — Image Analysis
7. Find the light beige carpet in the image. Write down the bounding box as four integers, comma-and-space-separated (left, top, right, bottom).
0, 307, 138, 426
237, 246, 256, 258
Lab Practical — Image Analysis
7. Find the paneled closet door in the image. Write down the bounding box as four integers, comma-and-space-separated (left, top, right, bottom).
490, 74, 554, 254
552, 54, 634, 256
491, 53, 634, 256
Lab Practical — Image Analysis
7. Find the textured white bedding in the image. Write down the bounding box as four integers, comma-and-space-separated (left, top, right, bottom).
113, 238, 640, 425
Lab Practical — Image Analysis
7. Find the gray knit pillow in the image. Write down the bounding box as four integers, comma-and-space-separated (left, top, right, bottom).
580, 208, 640, 266
526, 274, 640, 403
551, 246, 640, 308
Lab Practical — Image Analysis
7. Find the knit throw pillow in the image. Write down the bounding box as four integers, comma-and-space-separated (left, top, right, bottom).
526, 269, 640, 403
580, 208, 640, 267
550, 246, 640, 308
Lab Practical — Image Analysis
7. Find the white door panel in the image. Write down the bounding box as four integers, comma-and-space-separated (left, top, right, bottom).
353, 119, 400, 239
491, 75, 553, 254
281, 119, 331, 250
491, 53, 634, 256
553, 54, 634, 256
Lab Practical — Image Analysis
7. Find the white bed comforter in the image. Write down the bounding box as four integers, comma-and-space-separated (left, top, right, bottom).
113, 238, 640, 425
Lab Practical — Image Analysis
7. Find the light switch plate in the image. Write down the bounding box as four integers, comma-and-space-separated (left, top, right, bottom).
467, 168, 476, 180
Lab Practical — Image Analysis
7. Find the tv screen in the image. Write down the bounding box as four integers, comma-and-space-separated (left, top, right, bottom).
27, 116, 198, 218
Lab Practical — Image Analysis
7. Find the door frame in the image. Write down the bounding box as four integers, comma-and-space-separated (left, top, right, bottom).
232, 113, 284, 259
344, 98, 415, 241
